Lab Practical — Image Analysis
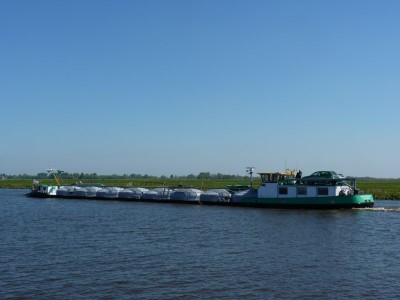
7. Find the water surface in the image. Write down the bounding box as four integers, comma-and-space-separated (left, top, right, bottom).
1, 189, 400, 299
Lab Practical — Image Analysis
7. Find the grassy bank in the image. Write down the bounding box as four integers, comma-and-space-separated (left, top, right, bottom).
2, 178, 400, 200
0, 178, 257, 191
356, 179, 400, 200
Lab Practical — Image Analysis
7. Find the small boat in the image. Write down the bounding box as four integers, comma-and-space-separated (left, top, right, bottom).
56, 186, 89, 197
96, 187, 124, 198
85, 186, 103, 197
56, 186, 101, 198
73, 187, 88, 197
170, 189, 203, 202
200, 189, 231, 202
118, 188, 149, 199
142, 188, 173, 200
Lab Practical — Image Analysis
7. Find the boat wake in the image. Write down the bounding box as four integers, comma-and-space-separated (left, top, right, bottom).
353, 207, 400, 212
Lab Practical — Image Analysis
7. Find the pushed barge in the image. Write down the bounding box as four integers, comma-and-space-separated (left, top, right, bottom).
26, 169, 374, 209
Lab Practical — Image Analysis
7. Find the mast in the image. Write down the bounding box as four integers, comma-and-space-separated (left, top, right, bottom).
246, 167, 255, 190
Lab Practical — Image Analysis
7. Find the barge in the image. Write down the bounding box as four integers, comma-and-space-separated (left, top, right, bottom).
26, 169, 374, 209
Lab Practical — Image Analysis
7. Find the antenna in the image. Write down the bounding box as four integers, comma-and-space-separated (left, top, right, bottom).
246, 167, 255, 190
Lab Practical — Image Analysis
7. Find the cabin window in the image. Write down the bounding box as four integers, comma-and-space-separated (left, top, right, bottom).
317, 187, 329, 196
297, 187, 307, 196
274, 174, 282, 183
260, 174, 267, 183
279, 187, 288, 195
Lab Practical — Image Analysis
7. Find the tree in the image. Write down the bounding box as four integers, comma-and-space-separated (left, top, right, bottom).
197, 172, 211, 180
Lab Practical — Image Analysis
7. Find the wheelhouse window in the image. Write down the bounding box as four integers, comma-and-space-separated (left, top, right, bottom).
279, 187, 288, 195
317, 187, 329, 196
261, 173, 288, 183
297, 187, 307, 196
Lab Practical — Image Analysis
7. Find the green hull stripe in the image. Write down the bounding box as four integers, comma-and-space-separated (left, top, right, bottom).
241, 194, 374, 205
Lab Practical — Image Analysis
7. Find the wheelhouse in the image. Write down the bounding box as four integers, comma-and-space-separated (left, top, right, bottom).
259, 170, 297, 184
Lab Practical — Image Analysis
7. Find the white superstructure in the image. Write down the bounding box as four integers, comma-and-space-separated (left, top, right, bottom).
257, 172, 353, 199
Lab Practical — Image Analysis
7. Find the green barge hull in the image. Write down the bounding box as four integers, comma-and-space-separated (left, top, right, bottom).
27, 191, 374, 209
234, 194, 374, 209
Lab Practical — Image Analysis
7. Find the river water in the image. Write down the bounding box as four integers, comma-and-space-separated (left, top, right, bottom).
1, 189, 400, 299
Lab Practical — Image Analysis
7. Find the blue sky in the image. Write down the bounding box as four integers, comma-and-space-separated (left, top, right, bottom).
1, 0, 400, 178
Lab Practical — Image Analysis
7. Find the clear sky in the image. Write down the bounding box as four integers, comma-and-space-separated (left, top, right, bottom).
1, 0, 400, 178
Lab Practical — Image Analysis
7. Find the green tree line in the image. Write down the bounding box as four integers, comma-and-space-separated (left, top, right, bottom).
1, 172, 248, 180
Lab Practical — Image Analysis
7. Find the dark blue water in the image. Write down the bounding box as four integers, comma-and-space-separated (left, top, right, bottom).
1, 189, 400, 299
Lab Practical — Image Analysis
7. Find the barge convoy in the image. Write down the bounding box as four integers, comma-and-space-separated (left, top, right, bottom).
27, 168, 374, 209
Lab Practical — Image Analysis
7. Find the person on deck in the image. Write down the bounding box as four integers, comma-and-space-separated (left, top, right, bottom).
296, 170, 302, 184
